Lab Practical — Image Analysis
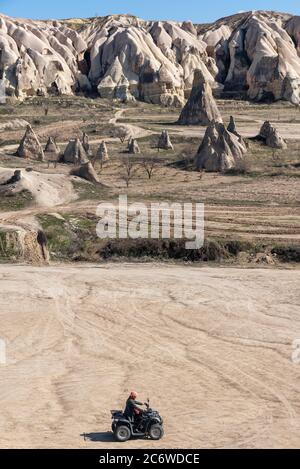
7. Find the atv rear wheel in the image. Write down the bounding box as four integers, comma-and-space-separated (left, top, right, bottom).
149, 424, 164, 440
114, 425, 131, 442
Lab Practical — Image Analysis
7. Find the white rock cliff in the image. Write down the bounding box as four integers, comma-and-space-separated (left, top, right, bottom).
1, 11, 300, 105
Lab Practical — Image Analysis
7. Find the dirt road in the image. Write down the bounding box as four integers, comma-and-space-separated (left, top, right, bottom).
0, 263, 299, 448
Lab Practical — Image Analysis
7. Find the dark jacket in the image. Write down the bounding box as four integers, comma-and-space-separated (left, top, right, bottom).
124, 398, 144, 419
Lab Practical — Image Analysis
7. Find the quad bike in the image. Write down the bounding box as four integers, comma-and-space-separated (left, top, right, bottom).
111, 399, 164, 442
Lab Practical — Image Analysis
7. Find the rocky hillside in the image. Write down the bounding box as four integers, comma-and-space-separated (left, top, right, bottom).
1, 10, 300, 105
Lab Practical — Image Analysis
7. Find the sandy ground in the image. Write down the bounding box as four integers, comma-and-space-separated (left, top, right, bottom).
0, 167, 76, 208
0, 263, 300, 449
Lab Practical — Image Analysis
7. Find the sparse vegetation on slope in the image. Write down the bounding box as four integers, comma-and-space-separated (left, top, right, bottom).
0, 190, 34, 211
36, 212, 299, 265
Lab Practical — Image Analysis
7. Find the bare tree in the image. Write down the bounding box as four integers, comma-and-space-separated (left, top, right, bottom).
115, 125, 131, 144
119, 156, 138, 187
141, 157, 160, 180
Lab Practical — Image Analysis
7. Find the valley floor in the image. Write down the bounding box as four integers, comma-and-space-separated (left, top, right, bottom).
0, 263, 299, 448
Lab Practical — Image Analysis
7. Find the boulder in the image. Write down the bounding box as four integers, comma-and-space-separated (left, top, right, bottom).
16, 125, 44, 161
1, 170, 22, 186
195, 121, 247, 172
178, 69, 223, 125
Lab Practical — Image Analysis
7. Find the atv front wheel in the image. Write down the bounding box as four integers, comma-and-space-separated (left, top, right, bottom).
114, 425, 131, 442
149, 424, 164, 440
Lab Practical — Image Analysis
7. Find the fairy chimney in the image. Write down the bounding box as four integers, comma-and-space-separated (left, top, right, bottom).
178, 69, 223, 126
16, 125, 45, 161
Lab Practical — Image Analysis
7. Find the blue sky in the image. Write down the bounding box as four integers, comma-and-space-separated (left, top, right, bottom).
1, 1, 300, 22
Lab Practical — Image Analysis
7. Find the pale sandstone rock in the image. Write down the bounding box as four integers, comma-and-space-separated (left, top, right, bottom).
182, 21, 198, 36
16, 125, 44, 161
82, 132, 90, 154
71, 161, 101, 184
63, 138, 88, 164
227, 116, 240, 137
97, 56, 137, 102
2, 12, 300, 105
44, 137, 60, 154
258, 121, 287, 149
127, 138, 140, 154
178, 69, 223, 125
157, 130, 174, 150
0, 14, 87, 100
245, 17, 300, 104
286, 16, 300, 57
96, 141, 109, 162
195, 121, 247, 172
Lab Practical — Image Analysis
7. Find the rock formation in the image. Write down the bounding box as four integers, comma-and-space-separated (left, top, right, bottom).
0, 228, 49, 264
2, 11, 300, 105
0, 13, 211, 106
63, 138, 88, 164
1, 170, 22, 186
227, 116, 240, 136
178, 69, 223, 125
0, 15, 87, 100
71, 162, 101, 184
128, 138, 140, 154
258, 121, 287, 149
195, 121, 247, 172
97, 57, 136, 103
82, 132, 90, 154
95, 141, 109, 162
157, 130, 174, 150
201, 11, 300, 104
44, 137, 60, 154
16, 125, 44, 161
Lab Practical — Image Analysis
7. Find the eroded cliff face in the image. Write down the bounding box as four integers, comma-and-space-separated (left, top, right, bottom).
81, 15, 215, 106
1, 11, 300, 105
0, 15, 87, 99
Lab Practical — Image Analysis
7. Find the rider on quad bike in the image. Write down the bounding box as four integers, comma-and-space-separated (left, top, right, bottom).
111, 392, 164, 442
124, 391, 146, 422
